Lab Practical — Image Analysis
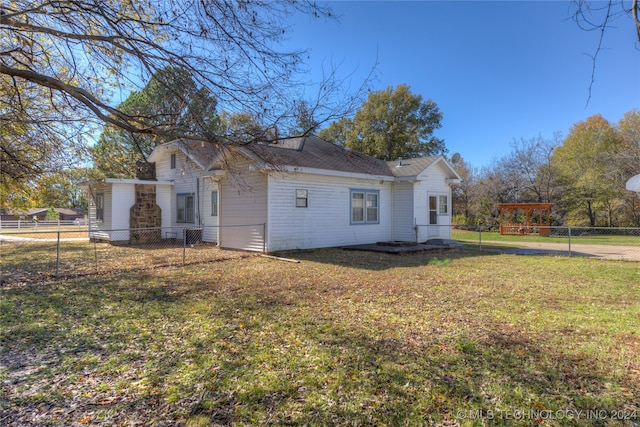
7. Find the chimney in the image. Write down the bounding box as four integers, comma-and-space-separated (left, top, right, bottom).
135, 161, 156, 180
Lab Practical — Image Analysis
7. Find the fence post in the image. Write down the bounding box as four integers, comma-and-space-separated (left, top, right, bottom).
56, 231, 61, 277
568, 226, 572, 257
478, 223, 483, 251
263, 223, 266, 253
183, 227, 187, 265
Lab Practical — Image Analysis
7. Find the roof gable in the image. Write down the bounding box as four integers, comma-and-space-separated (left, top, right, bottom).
148, 139, 219, 170
388, 156, 461, 180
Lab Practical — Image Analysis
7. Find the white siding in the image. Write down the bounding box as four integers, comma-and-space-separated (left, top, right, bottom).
155, 185, 173, 229
156, 148, 209, 239
266, 173, 392, 252
202, 180, 219, 243
219, 163, 267, 252
155, 148, 183, 182
88, 183, 112, 241
391, 182, 415, 242
111, 183, 135, 241
414, 162, 453, 242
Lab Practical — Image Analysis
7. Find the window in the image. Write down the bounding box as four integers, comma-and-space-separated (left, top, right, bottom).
170, 153, 176, 169
351, 190, 379, 224
211, 191, 218, 216
366, 193, 378, 222
351, 192, 364, 222
95, 193, 104, 222
439, 195, 449, 214
295, 189, 308, 208
177, 193, 195, 223
429, 195, 438, 225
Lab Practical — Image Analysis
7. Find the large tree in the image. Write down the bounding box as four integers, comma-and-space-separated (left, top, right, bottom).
1, 77, 87, 208
615, 109, 640, 225
552, 114, 623, 226
1, 0, 363, 200
319, 84, 446, 160
450, 156, 477, 225
30, 168, 100, 212
500, 134, 561, 204
92, 66, 220, 178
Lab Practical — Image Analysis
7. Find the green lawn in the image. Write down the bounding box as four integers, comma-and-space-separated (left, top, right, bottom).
452, 229, 640, 246
1, 248, 639, 426
0, 226, 88, 235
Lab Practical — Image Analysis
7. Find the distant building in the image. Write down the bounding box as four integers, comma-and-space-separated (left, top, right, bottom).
0, 208, 85, 221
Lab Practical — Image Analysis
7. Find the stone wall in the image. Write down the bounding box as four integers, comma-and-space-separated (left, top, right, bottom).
129, 184, 162, 244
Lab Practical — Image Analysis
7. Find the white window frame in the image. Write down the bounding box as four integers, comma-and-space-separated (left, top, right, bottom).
350, 189, 379, 224
95, 193, 104, 222
295, 189, 308, 208
177, 193, 195, 223
439, 195, 449, 215
211, 191, 218, 216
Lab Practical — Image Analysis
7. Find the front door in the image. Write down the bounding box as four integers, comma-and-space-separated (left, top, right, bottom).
428, 195, 439, 238
429, 195, 438, 225
202, 182, 219, 244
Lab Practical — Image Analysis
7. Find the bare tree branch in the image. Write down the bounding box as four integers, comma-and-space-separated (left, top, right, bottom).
1, 0, 372, 198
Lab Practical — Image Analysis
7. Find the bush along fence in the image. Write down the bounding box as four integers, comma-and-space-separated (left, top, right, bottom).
0, 225, 265, 280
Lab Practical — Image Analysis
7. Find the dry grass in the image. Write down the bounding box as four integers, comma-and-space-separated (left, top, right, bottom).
1, 247, 639, 426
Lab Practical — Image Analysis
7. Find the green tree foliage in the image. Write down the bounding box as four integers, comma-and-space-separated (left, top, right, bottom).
617, 109, 640, 176
1, 73, 88, 208
217, 112, 274, 145
45, 207, 59, 221
616, 109, 640, 225
92, 67, 220, 178
317, 118, 351, 147
552, 114, 623, 226
292, 100, 320, 136
319, 84, 446, 160
442, 111, 638, 229
31, 169, 97, 212
450, 156, 477, 225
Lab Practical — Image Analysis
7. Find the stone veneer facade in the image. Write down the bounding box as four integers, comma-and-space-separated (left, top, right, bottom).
129, 184, 162, 243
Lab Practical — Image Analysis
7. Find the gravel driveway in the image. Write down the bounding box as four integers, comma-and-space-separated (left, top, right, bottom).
479, 240, 640, 262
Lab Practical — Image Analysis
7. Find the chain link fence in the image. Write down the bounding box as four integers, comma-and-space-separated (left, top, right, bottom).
1, 225, 264, 283
449, 225, 640, 261
2, 224, 639, 285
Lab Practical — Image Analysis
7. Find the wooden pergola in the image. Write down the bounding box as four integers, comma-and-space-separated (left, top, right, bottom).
497, 203, 553, 236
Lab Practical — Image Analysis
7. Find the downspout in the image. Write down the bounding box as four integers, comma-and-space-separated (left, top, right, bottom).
196, 177, 201, 226
390, 182, 394, 242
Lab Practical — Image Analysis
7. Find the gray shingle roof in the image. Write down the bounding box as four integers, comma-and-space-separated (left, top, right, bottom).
161, 135, 445, 178
385, 156, 439, 177
243, 136, 395, 176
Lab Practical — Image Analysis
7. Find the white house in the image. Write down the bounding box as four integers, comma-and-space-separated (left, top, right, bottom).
85, 136, 462, 252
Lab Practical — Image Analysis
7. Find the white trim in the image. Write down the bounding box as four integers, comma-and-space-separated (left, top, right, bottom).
263, 165, 396, 182
103, 178, 174, 186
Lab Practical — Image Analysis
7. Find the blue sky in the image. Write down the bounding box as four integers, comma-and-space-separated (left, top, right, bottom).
284, 1, 639, 168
